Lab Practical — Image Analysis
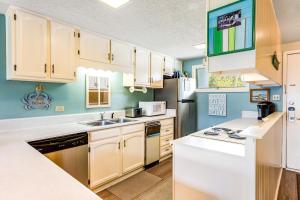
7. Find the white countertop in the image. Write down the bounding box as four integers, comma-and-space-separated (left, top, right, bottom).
0, 111, 176, 200
173, 112, 284, 156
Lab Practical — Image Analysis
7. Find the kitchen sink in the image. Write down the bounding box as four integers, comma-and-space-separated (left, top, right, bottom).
82, 118, 137, 127
109, 118, 137, 123
84, 120, 116, 127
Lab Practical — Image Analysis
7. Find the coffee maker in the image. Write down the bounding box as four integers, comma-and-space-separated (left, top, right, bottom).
257, 101, 275, 120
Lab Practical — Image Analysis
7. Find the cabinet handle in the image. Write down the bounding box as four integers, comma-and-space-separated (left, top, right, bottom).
44, 64, 47, 73
52, 64, 55, 73
118, 142, 121, 149
124, 140, 126, 148
111, 54, 114, 61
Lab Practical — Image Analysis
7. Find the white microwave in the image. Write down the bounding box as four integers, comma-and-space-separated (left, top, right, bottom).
139, 101, 166, 116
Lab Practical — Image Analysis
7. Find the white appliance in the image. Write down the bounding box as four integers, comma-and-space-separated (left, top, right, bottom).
139, 101, 166, 116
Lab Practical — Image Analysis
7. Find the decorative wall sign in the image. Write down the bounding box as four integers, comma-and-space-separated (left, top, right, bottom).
208, 94, 227, 116
217, 10, 241, 31
22, 84, 53, 110
208, 0, 255, 57
250, 88, 270, 103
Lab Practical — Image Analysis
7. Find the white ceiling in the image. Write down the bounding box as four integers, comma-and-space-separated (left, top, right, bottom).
273, 0, 300, 43
0, 0, 207, 60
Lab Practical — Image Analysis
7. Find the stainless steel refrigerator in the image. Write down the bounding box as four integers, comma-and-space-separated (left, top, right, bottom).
154, 77, 196, 138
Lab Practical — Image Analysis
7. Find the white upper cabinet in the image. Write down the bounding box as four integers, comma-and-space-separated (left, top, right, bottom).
6, 8, 78, 83
134, 48, 151, 87
50, 21, 76, 80
122, 132, 145, 174
111, 40, 133, 71
150, 52, 164, 88
13, 10, 48, 79
80, 31, 110, 64
164, 56, 175, 75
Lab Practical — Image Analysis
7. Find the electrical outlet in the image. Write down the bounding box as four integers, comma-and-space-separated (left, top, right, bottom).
272, 95, 281, 101
55, 106, 65, 112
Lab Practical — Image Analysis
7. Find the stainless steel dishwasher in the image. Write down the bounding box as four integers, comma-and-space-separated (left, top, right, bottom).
145, 121, 161, 168
28, 132, 89, 187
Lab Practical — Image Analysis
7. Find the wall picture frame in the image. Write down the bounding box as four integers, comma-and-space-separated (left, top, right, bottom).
207, 0, 255, 57
250, 88, 270, 103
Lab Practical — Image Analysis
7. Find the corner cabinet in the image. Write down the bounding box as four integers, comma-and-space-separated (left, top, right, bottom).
6, 8, 77, 83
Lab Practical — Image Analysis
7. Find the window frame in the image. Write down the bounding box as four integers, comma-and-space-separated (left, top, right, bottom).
192, 64, 249, 93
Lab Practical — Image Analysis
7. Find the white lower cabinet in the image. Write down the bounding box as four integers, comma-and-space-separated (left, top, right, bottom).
89, 124, 145, 189
122, 132, 145, 174
89, 136, 122, 188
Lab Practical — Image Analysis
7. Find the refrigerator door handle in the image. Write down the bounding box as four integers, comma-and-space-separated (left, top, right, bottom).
179, 99, 195, 103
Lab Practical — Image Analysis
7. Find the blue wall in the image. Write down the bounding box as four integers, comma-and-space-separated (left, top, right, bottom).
0, 15, 153, 120
183, 58, 283, 130
182, 58, 203, 77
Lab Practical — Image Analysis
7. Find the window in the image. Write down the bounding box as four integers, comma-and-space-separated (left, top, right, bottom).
192, 64, 249, 92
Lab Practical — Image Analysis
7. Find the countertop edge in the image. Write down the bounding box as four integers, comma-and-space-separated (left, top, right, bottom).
240, 112, 285, 139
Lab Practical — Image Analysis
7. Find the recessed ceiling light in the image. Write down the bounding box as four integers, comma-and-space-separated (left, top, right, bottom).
193, 44, 206, 50
100, 0, 130, 8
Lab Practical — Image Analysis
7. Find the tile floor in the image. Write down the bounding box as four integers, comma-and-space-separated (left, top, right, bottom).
97, 158, 172, 200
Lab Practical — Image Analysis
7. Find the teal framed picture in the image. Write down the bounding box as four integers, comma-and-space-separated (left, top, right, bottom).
207, 0, 255, 57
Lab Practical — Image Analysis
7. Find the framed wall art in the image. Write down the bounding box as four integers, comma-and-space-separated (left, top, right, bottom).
250, 88, 270, 103
207, 0, 255, 57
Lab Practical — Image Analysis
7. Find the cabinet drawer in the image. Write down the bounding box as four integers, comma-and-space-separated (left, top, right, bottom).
160, 118, 174, 127
122, 123, 144, 135
160, 145, 172, 158
89, 128, 121, 142
160, 134, 173, 147
161, 125, 174, 136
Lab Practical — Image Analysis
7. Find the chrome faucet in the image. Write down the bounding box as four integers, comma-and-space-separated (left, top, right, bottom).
100, 112, 105, 120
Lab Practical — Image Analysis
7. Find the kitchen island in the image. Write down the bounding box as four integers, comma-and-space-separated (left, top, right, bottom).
173, 112, 284, 200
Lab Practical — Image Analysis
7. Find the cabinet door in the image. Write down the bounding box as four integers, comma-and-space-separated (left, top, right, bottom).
15, 10, 48, 78
122, 132, 145, 174
50, 21, 76, 80
150, 53, 164, 88
135, 48, 150, 86
80, 31, 110, 64
111, 40, 133, 70
89, 137, 122, 188
164, 56, 175, 75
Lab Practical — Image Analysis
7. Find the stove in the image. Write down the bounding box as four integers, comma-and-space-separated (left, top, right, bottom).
192, 127, 246, 144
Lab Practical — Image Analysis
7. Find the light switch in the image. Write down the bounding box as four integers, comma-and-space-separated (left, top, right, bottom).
272, 95, 281, 101
55, 106, 65, 112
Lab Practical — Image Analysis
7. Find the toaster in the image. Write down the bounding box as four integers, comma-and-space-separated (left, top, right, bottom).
125, 107, 143, 118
